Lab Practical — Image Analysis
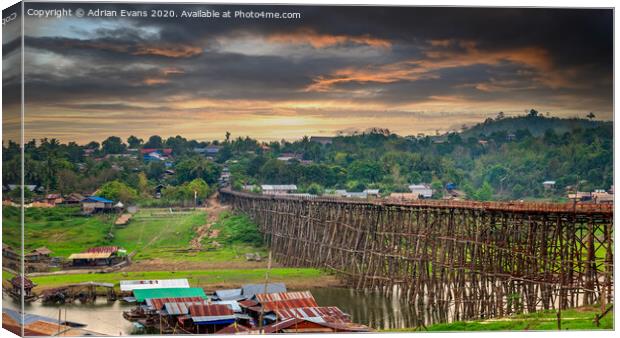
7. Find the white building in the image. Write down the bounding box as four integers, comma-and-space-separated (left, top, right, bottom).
408, 184, 433, 199
261, 184, 298, 195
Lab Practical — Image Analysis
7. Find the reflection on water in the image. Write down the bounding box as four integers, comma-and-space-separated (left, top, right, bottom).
3, 296, 134, 336
311, 287, 420, 330
3, 287, 422, 335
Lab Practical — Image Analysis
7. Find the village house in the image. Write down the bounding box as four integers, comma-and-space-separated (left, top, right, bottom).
68, 246, 125, 267
409, 184, 433, 199
543, 181, 556, 190
261, 185, 298, 195
592, 189, 613, 204
25, 247, 53, 263
81, 196, 114, 214
141, 148, 172, 161
45, 193, 64, 205
63, 192, 85, 205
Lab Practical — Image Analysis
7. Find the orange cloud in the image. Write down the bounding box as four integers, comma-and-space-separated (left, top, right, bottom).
305, 40, 569, 92
133, 44, 202, 58
267, 28, 391, 49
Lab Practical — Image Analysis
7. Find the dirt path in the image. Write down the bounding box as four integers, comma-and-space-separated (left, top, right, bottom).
189, 192, 229, 249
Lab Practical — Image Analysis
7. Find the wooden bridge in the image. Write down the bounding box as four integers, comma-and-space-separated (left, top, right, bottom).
220, 188, 613, 325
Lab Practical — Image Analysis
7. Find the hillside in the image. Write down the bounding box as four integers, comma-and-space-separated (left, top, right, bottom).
461, 115, 611, 138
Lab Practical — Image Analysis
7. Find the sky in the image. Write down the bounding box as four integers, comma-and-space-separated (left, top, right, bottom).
2, 3, 614, 144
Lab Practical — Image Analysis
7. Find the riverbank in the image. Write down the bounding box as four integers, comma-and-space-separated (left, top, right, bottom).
382, 305, 614, 331
3, 267, 342, 293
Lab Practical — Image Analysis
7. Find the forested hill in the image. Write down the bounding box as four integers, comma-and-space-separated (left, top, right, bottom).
2, 115, 613, 203
461, 115, 611, 138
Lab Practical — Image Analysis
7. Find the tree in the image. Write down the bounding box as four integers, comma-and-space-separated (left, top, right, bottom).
587, 112, 596, 120
475, 181, 493, 201
102, 136, 126, 154
144, 135, 163, 148
127, 135, 143, 148
306, 183, 324, 196
527, 109, 539, 117
137, 172, 150, 197
98, 180, 138, 203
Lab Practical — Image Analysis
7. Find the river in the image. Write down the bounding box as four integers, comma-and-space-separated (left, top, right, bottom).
3, 287, 421, 335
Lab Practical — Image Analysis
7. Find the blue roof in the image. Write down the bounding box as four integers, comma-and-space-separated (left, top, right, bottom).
83, 196, 113, 203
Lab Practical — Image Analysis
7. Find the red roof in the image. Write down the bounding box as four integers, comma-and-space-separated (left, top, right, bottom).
261, 317, 306, 333
275, 306, 350, 323
215, 323, 251, 334
238, 299, 258, 308
252, 298, 319, 312
188, 304, 234, 317
148, 297, 206, 310
255, 291, 315, 303
140, 148, 172, 155
84, 246, 118, 254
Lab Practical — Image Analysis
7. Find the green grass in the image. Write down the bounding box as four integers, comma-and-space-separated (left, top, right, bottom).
113, 208, 266, 263
112, 208, 206, 261
28, 268, 325, 290
2, 206, 267, 263
384, 306, 613, 331
3, 206, 113, 257
209, 211, 264, 247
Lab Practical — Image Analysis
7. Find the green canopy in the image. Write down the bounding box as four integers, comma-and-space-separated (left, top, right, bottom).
132, 287, 207, 302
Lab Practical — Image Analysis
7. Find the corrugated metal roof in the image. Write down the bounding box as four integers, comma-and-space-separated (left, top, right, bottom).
68, 252, 113, 260
255, 291, 315, 303
189, 304, 235, 324
120, 279, 189, 292
251, 298, 319, 312
275, 307, 350, 323
189, 304, 233, 317
24, 320, 72, 336
83, 196, 113, 203
85, 246, 118, 253
260, 317, 306, 333
212, 300, 241, 313
163, 300, 210, 315
241, 282, 286, 297
214, 288, 243, 301
134, 288, 207, 302
146, 297, 206, 311
263, 298, 319, 311
238, 299, 259, 308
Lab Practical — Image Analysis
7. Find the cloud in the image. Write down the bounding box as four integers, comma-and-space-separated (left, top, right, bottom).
266, 28, 391, 49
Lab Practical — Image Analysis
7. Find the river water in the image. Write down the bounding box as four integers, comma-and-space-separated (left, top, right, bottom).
3, 287, 420, 335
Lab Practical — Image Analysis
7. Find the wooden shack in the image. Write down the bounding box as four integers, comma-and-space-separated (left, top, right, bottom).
8, 275, 37, 301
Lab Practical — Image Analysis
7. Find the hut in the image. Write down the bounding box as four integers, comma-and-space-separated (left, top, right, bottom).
45, 194, 64, 205
25, 247, 52, 263
64, 193, 85, 205
68, 246, 123, 267
80, 196, 114, 214
9, 275, 36, 300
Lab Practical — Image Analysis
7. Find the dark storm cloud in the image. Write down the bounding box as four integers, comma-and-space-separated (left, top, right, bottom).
14, 3, 613, 142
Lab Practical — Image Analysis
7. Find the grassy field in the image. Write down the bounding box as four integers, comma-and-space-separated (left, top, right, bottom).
2, 206, 267, 264
3, 206, 113, 257
383, 306, 613, 331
